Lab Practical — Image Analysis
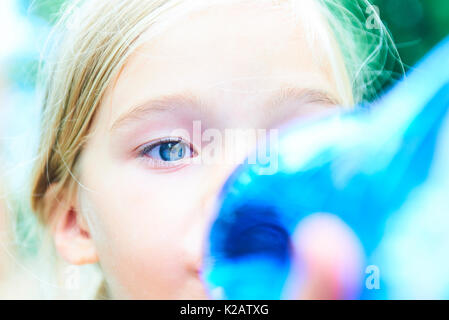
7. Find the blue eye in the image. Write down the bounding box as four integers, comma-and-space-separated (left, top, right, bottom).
140, 138, 196, 163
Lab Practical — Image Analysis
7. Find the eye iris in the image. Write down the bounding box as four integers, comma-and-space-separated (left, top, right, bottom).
159, 142, 186, 161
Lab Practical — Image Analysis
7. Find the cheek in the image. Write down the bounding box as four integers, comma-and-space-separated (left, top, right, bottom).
80, 154, 214, 298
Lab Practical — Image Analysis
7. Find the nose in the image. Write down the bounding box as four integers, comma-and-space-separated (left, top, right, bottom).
182, 162, 243, 277
183, 125, 270, 280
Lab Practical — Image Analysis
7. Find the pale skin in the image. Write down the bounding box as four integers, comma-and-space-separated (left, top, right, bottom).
48, 2, 363, 299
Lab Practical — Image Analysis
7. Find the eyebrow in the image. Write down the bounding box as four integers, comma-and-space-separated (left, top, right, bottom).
111, 92, 204, 131
266, 86, 339, 109
110, 87, 339, 131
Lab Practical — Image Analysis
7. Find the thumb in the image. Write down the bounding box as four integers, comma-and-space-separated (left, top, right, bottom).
285, 213, 365, 300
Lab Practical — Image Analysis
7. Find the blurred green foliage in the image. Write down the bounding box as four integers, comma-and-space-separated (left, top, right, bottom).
7, 0, 68, 89
19, 0, 66, 24
372, 0, 449, 68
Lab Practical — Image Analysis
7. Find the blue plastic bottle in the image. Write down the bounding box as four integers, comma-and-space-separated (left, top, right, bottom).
203, 36, 449, 299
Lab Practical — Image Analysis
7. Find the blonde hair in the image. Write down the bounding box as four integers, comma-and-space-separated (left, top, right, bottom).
29, 0, 401, 297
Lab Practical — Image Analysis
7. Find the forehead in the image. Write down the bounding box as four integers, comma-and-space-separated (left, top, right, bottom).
99, 1, 337, 128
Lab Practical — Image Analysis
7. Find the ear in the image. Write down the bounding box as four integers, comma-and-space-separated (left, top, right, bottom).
46, 184, 98, 265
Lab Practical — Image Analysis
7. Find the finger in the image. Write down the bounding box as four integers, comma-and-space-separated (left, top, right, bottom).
285, 213, 365, 300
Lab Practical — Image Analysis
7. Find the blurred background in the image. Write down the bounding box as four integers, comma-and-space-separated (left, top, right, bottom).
0, 0, 448, 277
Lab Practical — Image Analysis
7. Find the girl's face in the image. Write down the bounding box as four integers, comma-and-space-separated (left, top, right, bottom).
69, 2, 344, 298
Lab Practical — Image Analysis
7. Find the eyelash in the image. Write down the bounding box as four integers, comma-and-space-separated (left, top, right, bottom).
138, 137, 198, 168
